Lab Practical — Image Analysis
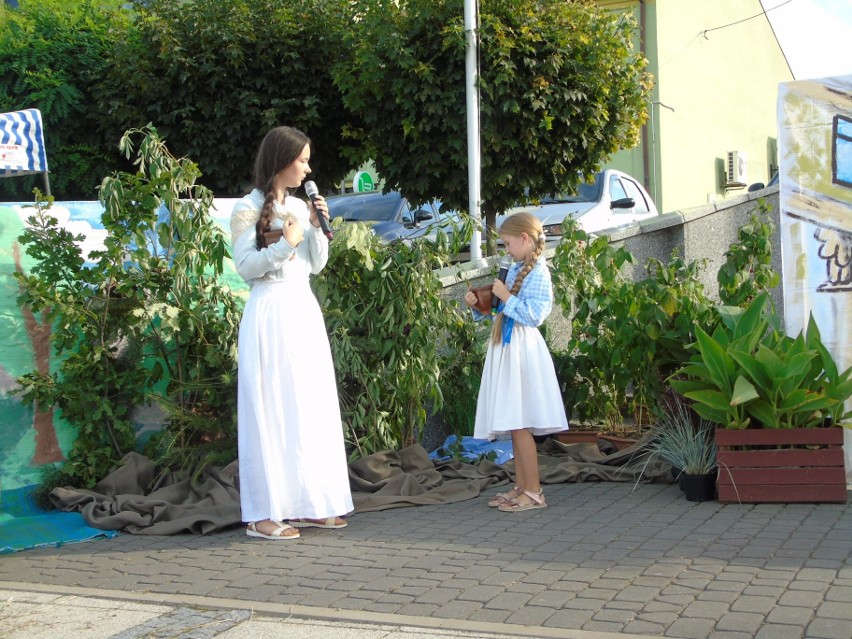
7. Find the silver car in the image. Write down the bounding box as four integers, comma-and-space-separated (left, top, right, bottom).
498, 169, 660, 239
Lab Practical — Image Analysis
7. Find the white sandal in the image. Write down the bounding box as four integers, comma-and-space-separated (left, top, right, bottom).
498, 489, 546, 512
246, 520, 300, 540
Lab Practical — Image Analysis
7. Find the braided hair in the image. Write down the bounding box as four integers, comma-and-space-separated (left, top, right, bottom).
491, 212, 546, 345
253, 126, 311, 249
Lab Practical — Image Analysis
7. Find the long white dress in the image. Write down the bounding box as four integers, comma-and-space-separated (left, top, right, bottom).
231, 189, 353, 523
473, 259, 569, 439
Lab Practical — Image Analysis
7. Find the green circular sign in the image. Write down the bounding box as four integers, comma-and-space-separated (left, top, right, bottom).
354, 171, 375, 192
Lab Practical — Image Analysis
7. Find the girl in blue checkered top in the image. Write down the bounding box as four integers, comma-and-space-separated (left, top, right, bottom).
464, 212, 569, 511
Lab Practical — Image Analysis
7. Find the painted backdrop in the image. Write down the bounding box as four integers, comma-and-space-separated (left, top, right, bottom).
778, 75, 852, 475
0, 198, 245, 492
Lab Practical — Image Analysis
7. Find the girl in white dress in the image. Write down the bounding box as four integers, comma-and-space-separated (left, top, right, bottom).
464, 212, 569, 512
230, 126, 353, 540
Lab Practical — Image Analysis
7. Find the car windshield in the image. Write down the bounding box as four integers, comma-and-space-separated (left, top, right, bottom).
327, 192, 400, 222
539, 175, 602, 204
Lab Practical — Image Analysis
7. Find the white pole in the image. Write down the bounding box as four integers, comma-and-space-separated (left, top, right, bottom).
465, 0, 484, 263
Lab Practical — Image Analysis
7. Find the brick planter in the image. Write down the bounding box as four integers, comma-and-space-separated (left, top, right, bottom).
716, 427, 847, 504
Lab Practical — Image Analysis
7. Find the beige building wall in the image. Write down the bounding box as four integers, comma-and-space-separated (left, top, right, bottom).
598, 0, 794, 214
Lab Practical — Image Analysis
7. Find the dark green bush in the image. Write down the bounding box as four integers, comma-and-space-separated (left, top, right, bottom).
96, 0, 366, 196
0, 0, 130, 200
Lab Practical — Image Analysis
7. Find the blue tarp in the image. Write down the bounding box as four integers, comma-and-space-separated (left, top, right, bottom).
429, 435, 514, 466
0, 485, 118, 554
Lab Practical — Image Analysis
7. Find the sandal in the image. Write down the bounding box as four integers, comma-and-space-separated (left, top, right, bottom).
246, 520, 300, 540
487, 486, 521, 508
498, 489, 546, 512
288, 516, 348, 529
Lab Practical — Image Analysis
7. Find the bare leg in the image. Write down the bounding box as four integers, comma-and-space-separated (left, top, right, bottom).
511, 428, 541, 503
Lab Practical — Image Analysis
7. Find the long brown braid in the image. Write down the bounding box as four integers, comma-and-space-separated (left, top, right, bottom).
253, 126, 311, 249
491, 212, 546, 345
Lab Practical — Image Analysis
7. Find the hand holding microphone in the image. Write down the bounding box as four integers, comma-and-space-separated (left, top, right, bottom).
304, 180, 333, 240
491, 254, 513, 314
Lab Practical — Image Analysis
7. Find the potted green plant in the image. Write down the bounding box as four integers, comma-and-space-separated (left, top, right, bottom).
669, 293, 852, 503
643, 397, 718, 502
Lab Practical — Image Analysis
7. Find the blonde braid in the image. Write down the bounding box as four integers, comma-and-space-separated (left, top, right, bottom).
490, 233, 545, 345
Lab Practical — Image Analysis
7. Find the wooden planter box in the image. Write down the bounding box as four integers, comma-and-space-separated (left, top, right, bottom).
716, 427, 847, 504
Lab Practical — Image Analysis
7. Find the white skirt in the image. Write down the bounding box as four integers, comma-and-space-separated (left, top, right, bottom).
237, 279, 353, 523
473, 323, 569, 439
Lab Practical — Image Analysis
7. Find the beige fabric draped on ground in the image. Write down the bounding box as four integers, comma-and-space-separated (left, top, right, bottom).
49, 438, 672, 534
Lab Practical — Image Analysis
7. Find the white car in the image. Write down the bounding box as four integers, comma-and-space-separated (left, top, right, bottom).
498, 169, 660, 239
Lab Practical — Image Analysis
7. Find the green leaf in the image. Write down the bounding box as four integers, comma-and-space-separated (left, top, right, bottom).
730, 375, 759, 406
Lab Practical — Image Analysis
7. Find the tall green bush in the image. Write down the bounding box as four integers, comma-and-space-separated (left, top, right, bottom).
317, 219, 477, 457
96, 0, 366, 195
0, 0, 130, 200
336, 0, 652, 252
550, 218, 716, 424
15, 127, 241, 488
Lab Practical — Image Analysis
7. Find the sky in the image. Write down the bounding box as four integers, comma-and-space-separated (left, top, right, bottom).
761, 0, 852, 79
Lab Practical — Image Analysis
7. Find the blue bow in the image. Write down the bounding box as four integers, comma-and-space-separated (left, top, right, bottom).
496, 301, 514, 344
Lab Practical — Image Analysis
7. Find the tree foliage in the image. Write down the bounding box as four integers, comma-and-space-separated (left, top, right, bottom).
15, 127, 242, 487
0, 0, 130, 200
317, 219, 479, 457
96, 0, 367, 195
336, 0, 652, 249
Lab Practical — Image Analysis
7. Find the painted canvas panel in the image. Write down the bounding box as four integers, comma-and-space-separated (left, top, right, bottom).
778, 75, 852, 475
0, 198, 247, 492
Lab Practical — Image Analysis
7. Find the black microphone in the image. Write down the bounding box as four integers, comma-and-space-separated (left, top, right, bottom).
304, 180, 333, 240
492, 254, 513, 314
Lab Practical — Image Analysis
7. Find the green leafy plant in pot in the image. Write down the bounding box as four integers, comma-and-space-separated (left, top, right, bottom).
643, 396, 717, 502
669, 292, 852, 430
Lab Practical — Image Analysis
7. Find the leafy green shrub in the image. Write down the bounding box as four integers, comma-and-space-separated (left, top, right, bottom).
96, 0, 365, 195
0, 0, 129, 200
550, 218, 715, 424
336, 0, 652, 252
317, 220, 476, 457
15, 126, 241, 489
669, 293, 852, 430
717, 200, 780, 308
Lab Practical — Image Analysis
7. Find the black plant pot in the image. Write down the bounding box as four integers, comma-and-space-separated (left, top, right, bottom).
681, 471, 717, 502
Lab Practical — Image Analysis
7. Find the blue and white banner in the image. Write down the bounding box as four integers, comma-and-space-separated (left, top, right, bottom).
0, 108, 49, 177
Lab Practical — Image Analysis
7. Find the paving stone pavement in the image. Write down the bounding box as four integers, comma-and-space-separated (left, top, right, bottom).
2, 482, 852, 638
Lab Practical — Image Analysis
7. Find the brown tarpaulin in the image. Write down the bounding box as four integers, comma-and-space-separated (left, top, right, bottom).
50, 437, 671, 534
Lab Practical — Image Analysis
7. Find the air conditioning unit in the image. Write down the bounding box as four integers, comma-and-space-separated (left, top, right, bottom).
726, 150, 748, 186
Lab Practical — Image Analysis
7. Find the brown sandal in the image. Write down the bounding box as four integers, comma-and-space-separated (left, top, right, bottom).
498, 489, 546, 512
487, 486, 521, 508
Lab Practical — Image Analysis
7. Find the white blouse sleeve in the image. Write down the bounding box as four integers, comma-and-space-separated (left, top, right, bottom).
231, 225, 296, 282
303, 224, 329, 274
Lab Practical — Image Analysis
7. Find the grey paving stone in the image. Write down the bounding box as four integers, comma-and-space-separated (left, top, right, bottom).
541, 608, 596, 630
623, 619, 667, 635
730, 595, 777, 614
504, 605, 556, 626
766, 605, 815, 625
456, 585, 504, 603
592, 607, 635, 623
682, 601, 731, 618
716, 611, 765, 633
816, 601, 852, 620
824, 586, 852, 602
580, 620, 625, 633
779, 590, 825, 608
806, 618, 852, 639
